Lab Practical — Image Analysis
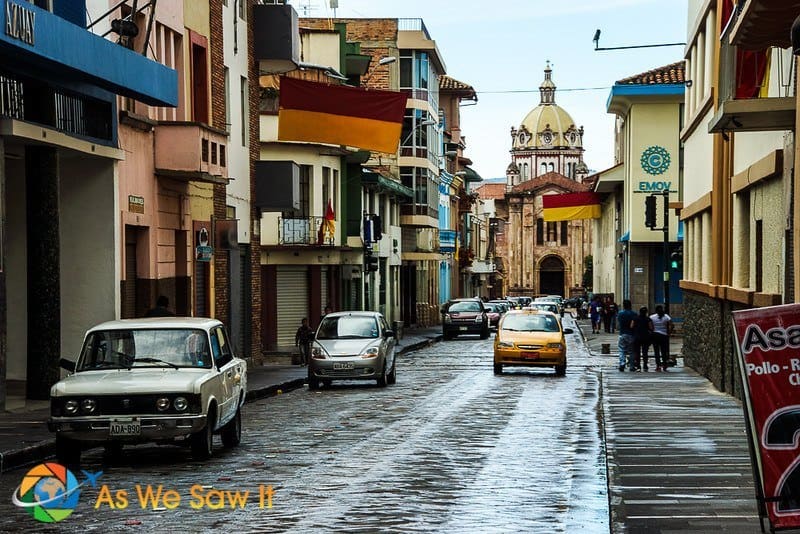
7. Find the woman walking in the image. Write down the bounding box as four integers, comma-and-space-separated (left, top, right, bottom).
649, 305, 673, 371
632, 306, 653, 371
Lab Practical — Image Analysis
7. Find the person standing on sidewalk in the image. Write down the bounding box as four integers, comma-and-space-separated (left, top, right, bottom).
295, 318, 314, 366
650, 305, 673, 371
632, 306, 654, 371
590, 296, 602, 334
617, 300, 637, 372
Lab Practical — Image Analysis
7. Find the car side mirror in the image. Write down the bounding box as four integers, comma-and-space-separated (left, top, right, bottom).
60, 358, 76, 372
563, 328, 574, 335
384, 330, 395, 339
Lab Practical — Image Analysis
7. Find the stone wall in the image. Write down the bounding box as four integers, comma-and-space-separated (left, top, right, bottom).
682, 291, 748, 400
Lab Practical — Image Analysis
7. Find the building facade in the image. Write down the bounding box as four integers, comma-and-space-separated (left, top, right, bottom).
504, 65, 592, 298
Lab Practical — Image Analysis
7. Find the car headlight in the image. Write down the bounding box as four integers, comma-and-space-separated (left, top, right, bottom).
64, 400, 79, 415
173, 397, 188, 412
444, 315, 452, 324
360, 346, 379, 359
475, 314, 484, 323
311, 345, 328, 359
497, 342, 515, 348
156, 397, 171, 412
81, 398, 97, 414
547, 343, 564, 349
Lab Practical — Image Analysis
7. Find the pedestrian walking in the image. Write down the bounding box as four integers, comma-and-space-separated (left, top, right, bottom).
632, 306, 654, 371
617, 300, 637, 371
579, 299, 589, 320
608, 301, 619, 334
295, 318, 314, 366
589, 296, 602, 334
602, 297, 615, 333
650, 305, 673, 371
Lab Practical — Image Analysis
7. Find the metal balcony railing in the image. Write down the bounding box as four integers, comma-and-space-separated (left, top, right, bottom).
398, 18, 431, 39
0, 70, 113, 142
279, 216, 335, 246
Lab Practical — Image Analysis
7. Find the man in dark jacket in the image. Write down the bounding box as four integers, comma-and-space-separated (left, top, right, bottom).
144, 295, 175, 317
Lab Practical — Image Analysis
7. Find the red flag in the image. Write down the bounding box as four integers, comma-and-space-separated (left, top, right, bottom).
542, 192, 601, 221
278, 77, 408, 153
318, 199, 336, 245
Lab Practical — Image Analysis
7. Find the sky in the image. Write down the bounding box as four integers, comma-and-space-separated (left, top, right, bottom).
292, 0, 689, 180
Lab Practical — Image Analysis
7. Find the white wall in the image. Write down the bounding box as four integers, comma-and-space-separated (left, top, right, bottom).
60, 156, 118, 360
682, 108, 715, 206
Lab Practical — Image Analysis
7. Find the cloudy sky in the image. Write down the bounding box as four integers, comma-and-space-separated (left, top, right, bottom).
294, 0, 689, 179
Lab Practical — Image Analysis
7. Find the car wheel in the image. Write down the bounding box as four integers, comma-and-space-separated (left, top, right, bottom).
221, 406, 242, 448
442, 330, 452, 340
386, 362, 397, 385
56, 434, 81, 466
555, 364, 567, 376
322, 379, 332, 387
308, 369, 320, 390
493, 363, 503, 375
376, 365, 388, 387
191, 408, 215, 461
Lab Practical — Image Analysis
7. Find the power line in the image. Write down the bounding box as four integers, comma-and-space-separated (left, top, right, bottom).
476, 86, 612, 94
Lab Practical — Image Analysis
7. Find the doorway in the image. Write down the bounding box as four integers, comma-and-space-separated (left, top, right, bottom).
538, 255, 565, 296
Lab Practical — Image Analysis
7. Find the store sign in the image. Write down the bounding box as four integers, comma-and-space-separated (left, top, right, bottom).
636, 181, 672, 193
128, 195, 144, 214
5, 0, 35, 46
733, 304, 800, 530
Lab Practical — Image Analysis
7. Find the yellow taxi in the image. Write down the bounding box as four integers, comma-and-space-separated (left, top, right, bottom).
493, 309, 573, 376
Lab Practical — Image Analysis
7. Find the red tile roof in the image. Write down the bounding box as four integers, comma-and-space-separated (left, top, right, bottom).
510, 172, 592, 194
616, 61, 685, 85
474, 183, 506, 199
440, 75, 477, 100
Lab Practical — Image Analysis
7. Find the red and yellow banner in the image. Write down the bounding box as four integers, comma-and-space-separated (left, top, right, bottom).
733, 304, 800, 530
542, 192, 601, 221
278, 77, 408, 154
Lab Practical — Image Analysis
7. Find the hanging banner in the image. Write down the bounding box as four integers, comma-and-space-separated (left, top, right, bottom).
733, 303, 800, 530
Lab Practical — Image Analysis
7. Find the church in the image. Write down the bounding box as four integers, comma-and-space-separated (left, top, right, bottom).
503, 63, 594, 297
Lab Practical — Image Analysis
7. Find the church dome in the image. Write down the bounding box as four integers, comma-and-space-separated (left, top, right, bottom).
512, 63, 583, 150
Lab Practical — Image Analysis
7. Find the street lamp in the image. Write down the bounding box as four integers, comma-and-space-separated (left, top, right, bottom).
400, 118, 436, 146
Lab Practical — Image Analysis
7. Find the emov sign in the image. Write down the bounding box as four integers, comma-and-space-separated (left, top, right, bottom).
637, 181, 671, 193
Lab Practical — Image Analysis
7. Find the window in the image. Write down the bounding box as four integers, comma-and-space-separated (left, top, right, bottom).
560, 221, 568, 246
322, 167, 330, 214
219, 144, 226, 167
238, 0, 245, 20
400, 167, 438, 219
211, 327, 233, 367
211, 142, 218, 164
201, 139, 209, 162
240, 76, 248, 146
536, 218, 544, 245
190, 34, 209, 123
224, 67, 230, 129
540, 163, 547, 175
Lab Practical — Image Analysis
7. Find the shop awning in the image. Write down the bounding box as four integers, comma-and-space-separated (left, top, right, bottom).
361, 172, 413, 199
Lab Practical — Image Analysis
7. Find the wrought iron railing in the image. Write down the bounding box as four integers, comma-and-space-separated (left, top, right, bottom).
0, 70, 113, 142
279, 216, 335, 246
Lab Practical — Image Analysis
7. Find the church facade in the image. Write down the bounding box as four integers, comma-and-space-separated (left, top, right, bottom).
504, 64, 593, 297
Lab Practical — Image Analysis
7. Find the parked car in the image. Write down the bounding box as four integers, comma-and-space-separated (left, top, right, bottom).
308, 311, 397, 389
483, 303, 503, 329
493, 309, 573, 376
535, 295, 564, 317
49, 318, 247, 464
488, 299, 513, 314
442, 298, 490, 340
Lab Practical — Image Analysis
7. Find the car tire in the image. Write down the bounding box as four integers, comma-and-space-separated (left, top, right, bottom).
221, 406, 242, 448
442, 330, 452, 340
322, 379, 332, 387
493, 363, 503, 375
191, 408, 215, 461
308, 370, 320, 390
376, 366, 388, 387
56, 434, 81, 466
386, 362, 397, 385
555, 364, 567, 376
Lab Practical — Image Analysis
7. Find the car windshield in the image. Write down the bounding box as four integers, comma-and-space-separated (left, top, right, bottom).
77, 329, 212, 371
317, 316, 379, 340
501, 314, 560, 333
448, 301, 482, 313
485, 304, 498, 312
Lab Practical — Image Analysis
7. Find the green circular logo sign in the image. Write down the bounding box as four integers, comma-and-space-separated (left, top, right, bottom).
640, 146, 670, 176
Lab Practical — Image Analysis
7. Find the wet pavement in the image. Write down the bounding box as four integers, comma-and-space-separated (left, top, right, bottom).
0, 316, 762, 532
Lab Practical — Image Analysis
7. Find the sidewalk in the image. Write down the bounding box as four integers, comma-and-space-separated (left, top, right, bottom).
574, 316, 762, 532
0, 326, 442, 473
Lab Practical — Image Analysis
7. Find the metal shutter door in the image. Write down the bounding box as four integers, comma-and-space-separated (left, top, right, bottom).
276, 266, 308, 347
123, 237, 137, 319
320, 266, 328, 311
195, 260, 208, 318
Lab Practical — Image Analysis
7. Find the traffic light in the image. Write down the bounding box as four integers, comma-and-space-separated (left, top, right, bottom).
364, 247, 379, 272
670, 249, 683, 270
645, 195, 657, 228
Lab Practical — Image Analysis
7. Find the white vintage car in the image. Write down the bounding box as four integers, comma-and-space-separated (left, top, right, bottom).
49, 317, 247, 463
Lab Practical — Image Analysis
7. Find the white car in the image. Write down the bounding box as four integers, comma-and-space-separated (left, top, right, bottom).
49, 318, 247, 463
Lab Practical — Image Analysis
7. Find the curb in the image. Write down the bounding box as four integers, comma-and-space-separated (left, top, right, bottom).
397, 335, 442, 355
0, 375, 311, 474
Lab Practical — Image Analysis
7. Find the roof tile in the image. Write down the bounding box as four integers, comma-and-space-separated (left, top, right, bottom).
616, 61, 685, 85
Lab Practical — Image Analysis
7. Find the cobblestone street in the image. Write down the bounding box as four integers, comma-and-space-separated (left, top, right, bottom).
0, 318, 609, 533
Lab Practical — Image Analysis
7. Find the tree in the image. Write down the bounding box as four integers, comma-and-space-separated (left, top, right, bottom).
582, 255, 593, 290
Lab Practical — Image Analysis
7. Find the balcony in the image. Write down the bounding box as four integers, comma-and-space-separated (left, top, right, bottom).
708, 6, 797, 134
261, 216, 335, 247
154, 122, 228, 184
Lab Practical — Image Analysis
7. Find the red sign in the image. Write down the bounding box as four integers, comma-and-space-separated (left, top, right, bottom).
733, 304, 800, 529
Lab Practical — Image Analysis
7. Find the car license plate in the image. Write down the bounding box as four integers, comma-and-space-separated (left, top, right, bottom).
110, 419, 141, 436
333, 362, 354, 370
521, 352, 540, 360
459, 326, 468, 331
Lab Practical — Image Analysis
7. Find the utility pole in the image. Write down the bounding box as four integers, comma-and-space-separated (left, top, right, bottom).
662, 189, 670, 315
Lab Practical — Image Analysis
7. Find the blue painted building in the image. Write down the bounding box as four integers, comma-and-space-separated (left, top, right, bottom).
0, 0, 176, 407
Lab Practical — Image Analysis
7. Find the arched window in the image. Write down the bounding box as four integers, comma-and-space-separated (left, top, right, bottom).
522, 163, 528, 180
540, 162, 547, 175
548, 162, 555, 172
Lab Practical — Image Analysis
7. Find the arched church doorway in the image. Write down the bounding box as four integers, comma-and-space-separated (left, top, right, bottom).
538, 255, 565, 296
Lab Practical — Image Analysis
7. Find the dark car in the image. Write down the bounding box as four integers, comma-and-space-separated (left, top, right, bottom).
442, 299, 489, 340
483, 303, 503, 329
